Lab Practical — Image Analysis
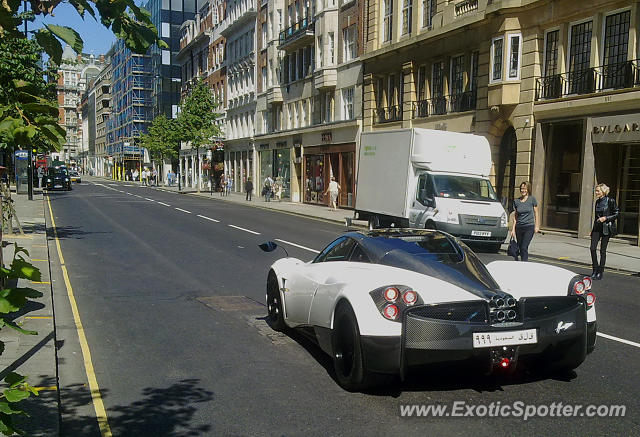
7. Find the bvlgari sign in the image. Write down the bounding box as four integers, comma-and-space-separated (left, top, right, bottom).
591, 114, 640, 143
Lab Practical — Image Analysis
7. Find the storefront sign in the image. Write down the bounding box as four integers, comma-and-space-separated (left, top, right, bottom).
591, 114, 640, 143
322, 131, 332, 142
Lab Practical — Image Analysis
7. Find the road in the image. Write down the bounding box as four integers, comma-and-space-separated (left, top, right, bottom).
43, 178, 639, 436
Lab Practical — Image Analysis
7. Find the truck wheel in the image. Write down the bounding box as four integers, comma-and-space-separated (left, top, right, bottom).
425, 221, 437, 230
368, 216, 380, 230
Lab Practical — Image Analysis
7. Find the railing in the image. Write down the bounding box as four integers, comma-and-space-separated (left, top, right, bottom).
535, 60, 640, 101
455, 0, 478, 17
279, 17, 314, 46
374, 105, 403, 124
412, 90, 476, 118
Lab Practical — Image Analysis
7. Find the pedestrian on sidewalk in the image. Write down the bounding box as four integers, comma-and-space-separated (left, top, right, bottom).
590, 183, 619, 280
510, 181, 539, 261
37, 166, 44, 188
220, 174, 226, 197
152, 168, 158, 186
324, 176, 341, 211
263, 176, 273, 202
245, 177, 253, 201
226, 176, 233, 196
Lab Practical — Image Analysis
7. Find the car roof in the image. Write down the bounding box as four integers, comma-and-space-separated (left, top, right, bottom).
343, 229, 457, 262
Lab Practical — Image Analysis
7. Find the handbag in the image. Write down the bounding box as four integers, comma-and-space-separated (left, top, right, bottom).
507, 238, 520, 259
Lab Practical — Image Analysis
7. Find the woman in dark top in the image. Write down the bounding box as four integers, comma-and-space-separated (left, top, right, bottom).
590, 183, 619, 280
510, 181, 540, 261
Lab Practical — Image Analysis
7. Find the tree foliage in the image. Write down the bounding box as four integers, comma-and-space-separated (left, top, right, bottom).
0, 244, 43, 436
139, 114, 181, 163
176, 79, 222, 152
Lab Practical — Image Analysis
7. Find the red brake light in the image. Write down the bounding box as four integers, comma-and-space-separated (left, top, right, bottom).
586, 293, 596, 307
402, 290, 417, 305
582, 277, 592, 290
383, 287, 399, 302
383, 304, 398, 320
573, 281, 586, 295
500, 358, 510, 368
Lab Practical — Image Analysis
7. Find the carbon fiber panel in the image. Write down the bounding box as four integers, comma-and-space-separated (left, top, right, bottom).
523, 296, 584, 321
408, 301, 489, 323
404, 316, 476, 350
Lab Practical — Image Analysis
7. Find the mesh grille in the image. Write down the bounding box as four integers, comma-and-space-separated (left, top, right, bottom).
460, 214, 499, 226
407, 301, 488, 324
523, 296, 584, 321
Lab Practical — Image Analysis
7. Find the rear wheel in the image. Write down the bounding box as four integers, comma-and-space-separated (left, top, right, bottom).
332, 302, 373, 391
266, 272, 287, 332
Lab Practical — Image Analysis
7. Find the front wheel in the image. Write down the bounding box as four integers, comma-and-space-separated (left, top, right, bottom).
332, 302, 373, 391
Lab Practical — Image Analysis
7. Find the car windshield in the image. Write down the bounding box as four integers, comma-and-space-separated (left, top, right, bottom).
433, 174, 498, 201
70, 171, 79, 176
48, 168, 68, 176
374, 233, 501, 298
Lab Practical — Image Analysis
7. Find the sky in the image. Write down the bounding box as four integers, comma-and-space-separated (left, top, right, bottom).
29, 2, 149, 57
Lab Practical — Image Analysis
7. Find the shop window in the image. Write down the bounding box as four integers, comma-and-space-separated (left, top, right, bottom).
305, 155, 325, 204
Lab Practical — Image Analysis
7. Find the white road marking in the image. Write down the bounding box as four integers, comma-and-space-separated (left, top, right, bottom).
126, 192, 133, 196
175, 207, 191, 214
274, 239, 320, 253
197, 214, 220, 223
597, 332, 640, 348
157, 201, 170, 207
124, 184, 133, 187
133, 194, 143, 198
228, 224, 260, 235
144, 198, 155, 202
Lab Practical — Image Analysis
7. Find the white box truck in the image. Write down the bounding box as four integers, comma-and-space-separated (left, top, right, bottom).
355, 128, 508, 252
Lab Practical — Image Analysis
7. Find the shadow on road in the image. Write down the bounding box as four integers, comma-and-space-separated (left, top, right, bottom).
17, 377, 214, 436
45, 225, 111, 240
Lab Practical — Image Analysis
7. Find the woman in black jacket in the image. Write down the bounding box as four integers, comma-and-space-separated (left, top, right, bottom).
590, 183, 620, 280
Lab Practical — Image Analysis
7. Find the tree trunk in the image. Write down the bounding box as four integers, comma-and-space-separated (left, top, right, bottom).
196, 148, 201, 193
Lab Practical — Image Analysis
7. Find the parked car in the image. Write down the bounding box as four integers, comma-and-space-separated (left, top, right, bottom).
45, 167, 72, 191
260, 229, 596, 391
69, 170, 82, 183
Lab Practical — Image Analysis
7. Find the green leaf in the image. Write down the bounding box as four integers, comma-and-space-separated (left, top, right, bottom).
4, 373, 26, 388
0, 400, 24, 415
0, 319, 37, 336
3, 388, 30, 403
8, 259, 42, 281
34, 29, 63, 65
69, 0, 96, 19
22, 103, 59, 118
46, 24, 84, 57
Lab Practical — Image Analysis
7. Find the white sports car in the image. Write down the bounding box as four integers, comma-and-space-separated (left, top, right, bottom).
260, 229, 597, 391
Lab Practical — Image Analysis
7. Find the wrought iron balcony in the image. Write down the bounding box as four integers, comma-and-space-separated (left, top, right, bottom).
455, 0, 478, 17
374, 105, 403, 124
535, 60, 640, 101
279, 17, 314, 51
412, 91, 476, 119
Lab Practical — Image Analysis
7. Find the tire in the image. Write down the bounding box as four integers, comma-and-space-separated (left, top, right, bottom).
368, 216, 380, 230
266, 271, 287, 332
331, 302, 373, 391
425, 220, 437, 230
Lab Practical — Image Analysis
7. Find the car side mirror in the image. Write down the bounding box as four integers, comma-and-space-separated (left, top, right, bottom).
259, 241, 289, 257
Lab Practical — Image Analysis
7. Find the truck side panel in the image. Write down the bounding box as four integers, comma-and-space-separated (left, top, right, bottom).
356, 130, 413, 218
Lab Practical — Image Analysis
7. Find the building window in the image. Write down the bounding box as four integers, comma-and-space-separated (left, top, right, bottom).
568, 20, 593, 93
422, 0, 435, 28
343, 25, 357, 62
543, 30, 559, 76
450, 55, 464, 95
342, 87, 354, 120
507, 34, 521, 79
402, 0, 412, 35
262, 22, 267, 49
328, 32, 335, 65
262, 66, 267, 91
417, 65, 426, 100
603, 10, 630, 89
491, 37, 503, 82
383, 0, 393, 42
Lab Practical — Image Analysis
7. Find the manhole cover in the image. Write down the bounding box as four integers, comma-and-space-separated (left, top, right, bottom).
197, 295, 264, 311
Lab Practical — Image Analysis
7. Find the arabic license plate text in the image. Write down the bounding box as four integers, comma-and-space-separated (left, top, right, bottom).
473, 329, 537, 348
471, 230, 492, 237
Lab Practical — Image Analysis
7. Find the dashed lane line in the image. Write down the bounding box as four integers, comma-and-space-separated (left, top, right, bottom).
597, 332, 640, 348
274, 239, 320, 253
197, 214, 220, 223
228, 224, 260, 235
157, 202, 171, 207
144, 198, 155, 202
175, 207, 192, 214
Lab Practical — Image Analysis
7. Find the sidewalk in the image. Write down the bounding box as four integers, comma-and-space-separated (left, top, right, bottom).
137, 178, 640, 274
1, 188, 59, 435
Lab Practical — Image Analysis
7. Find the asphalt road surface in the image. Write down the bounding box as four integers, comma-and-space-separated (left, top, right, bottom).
43, 178, 639, 437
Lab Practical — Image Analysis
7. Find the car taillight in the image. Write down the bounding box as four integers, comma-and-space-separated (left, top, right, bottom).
582, 277, 592, 290
370, 285, 423, 323
384, 287, 399, 302
573, 281, 586, 295
383, 304, 398, 320
586, 293, 596, 307
402, 290, 417, 305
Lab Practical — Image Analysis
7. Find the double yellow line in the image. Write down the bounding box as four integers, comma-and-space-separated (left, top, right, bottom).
46, 196, 112, 437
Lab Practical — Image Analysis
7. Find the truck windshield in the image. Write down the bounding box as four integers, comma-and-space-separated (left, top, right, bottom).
433, 175, 498, 201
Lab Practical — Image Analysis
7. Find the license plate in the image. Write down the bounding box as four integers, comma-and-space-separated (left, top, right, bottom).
471, 230, 491, 237
473, 329, 537, 348
54, 185, 62, 188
